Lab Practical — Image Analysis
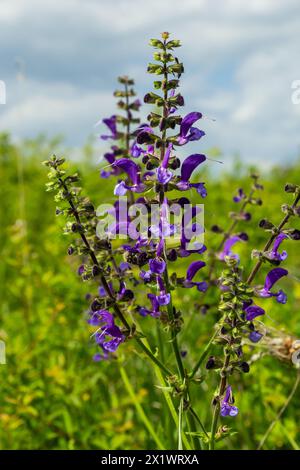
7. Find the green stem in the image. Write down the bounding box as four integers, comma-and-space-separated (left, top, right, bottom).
119, 365, 165, 449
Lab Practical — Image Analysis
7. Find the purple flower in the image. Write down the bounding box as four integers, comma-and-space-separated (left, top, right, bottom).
258, 267, 288, 304
268, 233, 288, 261
131, 142, 145, 158
100, 115, 117, 140
90, 310, 125, 354
233, 188, 246, 203
177, 154, 206, 197
156, 143, 173, 184
249, 330, 263, 343
139, 293, 160, 318
113, 159, 145, 194
149, 258, 166, 274
220, 386, 239, 418
244, 304, 265, 321
156, 276, 171, 306
183, 261, 208, 291
178, 112, 205, 145
219, 235, 245, 261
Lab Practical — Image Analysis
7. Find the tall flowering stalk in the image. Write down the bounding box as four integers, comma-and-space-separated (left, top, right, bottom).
207, 184, 300, 449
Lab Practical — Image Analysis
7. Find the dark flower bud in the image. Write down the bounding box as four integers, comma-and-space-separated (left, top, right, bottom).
91, 299, 103, 311
206, 356, 216, 370
92, 265, 101, 277
180, 350, 187, 358
167, 248, 177, 261
284, 183, 298, 193
289, 229, 300, 240
146, 161, 156, 170
142, 155, 149, 164
211, 225, 223, 233
71, 222, 84, 233
238, 232, 248, 241
137, 252, 148, 266
120, 289, 134, 302
170, 158, 181, 170
259, 219, 275, 230
200, 304, 209, 315
239, 361, 250, 373
67, 245, 75, 255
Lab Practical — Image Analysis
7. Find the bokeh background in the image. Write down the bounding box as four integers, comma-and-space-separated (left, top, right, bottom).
0, 0, 300, 450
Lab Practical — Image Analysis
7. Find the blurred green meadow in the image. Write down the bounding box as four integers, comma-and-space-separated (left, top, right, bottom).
0, 132, 300, 450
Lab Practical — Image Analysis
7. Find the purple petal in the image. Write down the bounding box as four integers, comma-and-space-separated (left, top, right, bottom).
249, 331, 263, 343
157, 167, 173, 184
180, 112, 202, 138
186, 261, 206, 281
245, 305, 265, 321
113, 159, 140, 185
149, 258, 166, 274
264, 268, 288, 291
181, 154, 206, 182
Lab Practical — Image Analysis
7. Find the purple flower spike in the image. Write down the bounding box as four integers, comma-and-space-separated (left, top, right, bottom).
258, 267, 288, 304
149, 258, 166, 274
245, 304, 265, 321
100, 115, 117, 140
220, 386, 239, 418
269, 233, 288, 261
178, 112, 204, 145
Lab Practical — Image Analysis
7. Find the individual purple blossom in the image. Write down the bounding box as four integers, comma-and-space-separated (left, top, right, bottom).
113, 159, 145, 195
100, 115, 118, 140
149, 258, 166, 274
90, 310, 125, 355
183, 261, 208, 291
249, 330, 263, 343
218, 235, 245, 261
178, 112, 205, 145
156, 143, 173, 184
258, 267, 288, 304
244, 304, 265, 321
233, 188, 246, 203
176, 154, 207, 197
156, 276, 171, 306
131, 142, 145, 158
268, 233, 288, 261
139, 293, 160, 318
220, 386, 239, 417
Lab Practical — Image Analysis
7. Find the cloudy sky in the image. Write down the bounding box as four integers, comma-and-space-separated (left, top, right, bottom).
0, 0, 300, 166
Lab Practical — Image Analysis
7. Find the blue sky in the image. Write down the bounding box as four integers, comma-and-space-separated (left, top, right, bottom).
0, 0, 300, 166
